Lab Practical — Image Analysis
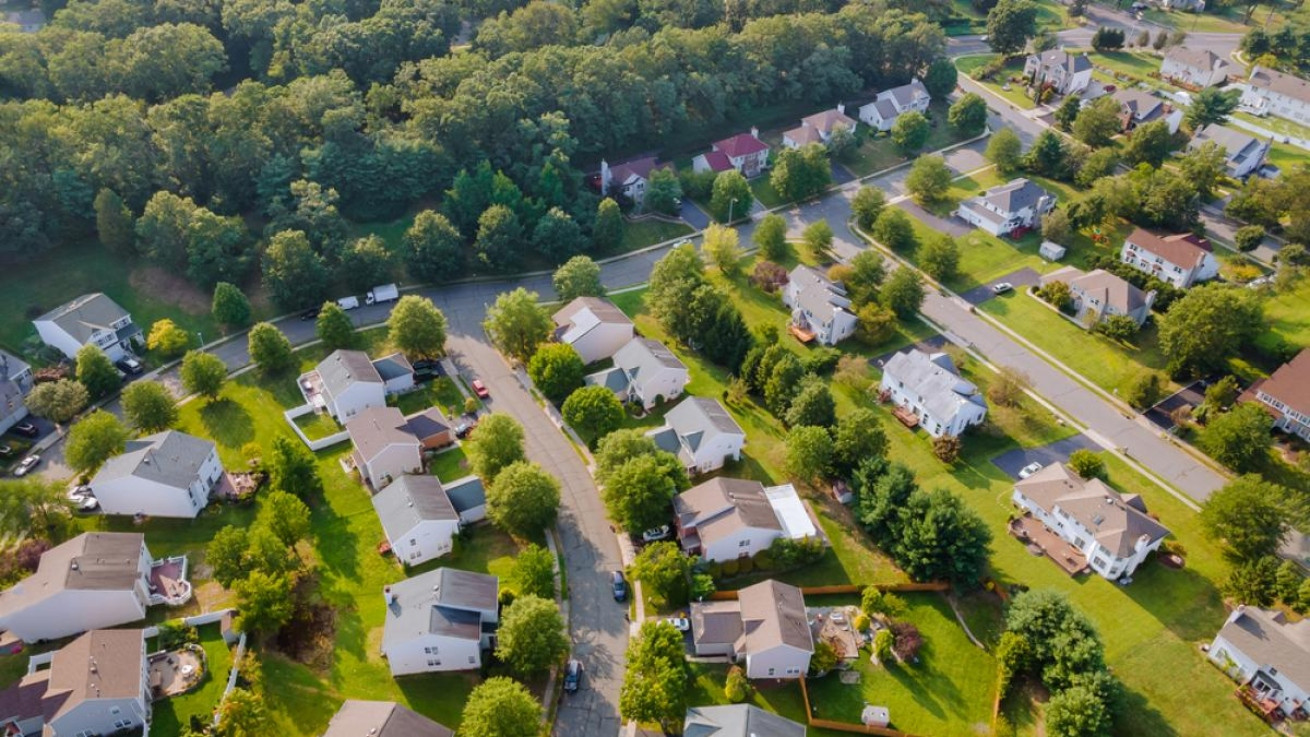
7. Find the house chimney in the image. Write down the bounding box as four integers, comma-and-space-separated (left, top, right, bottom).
600, 159, 611, 194
837, 103, 845, 115
750, 126, 760, 139
383, 586, 393, 605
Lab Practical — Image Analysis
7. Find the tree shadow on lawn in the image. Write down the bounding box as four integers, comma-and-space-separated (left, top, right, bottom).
259, 652, 343, 736
310, 500, 364, 584
199, 398, 255, 449
1118, 561, 1226, 643
1113, 681, 1180, 737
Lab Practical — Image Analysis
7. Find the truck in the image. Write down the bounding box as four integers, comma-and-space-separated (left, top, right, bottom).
366, 283, 399, 305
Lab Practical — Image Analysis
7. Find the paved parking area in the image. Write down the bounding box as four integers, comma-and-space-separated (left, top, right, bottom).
991, 433, 1102, 480
869, 334, 947, 369
959, 267, 1042, 305
894, 200, 972, 238
1144, 382, 1205, 431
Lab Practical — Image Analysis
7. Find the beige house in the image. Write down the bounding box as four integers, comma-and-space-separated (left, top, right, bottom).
1040, 267, 1155, 328
552, 297, 636, 365
674, 478, 819, 563
690, 579, 814, 679
346, 407, 422, 488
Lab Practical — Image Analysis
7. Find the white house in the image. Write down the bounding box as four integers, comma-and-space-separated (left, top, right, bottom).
955, 178, 1055, 237
783, 106, 857, 149
585, 337, 689, 410
1208, 606, 1310, 721
0, 629, 150, 737
674, 478, 819, 563
1241, 66, 1310, 127
693, 130, 770, 179
300, 349, 387, 422
1039, 267, 1156, 328
381, 568, 499, 676
1024, 49, 1092, 96
443, 475, 488, 525
0, 533, 154, 643
33, 293, 141, 362
1113, 88, 1183, 134
782, 265, 859, 346
1120, 227, 1220, 289
683, 704, 807, 737
373, 475, 464, 566
372, 352, 415, 395
1012, 463, 1170, 580
690, 579, 813, 679
1189, 124, 1272, 180
552, 297, 636, 365
599, 156, 670, 208
347, 406, 422, 488
858, 79, 931, 132
323, 700, 454, 737
879, 349, 987, 438
1160, 46, 1231, 88
89, 430, 223, 519
1242, 349, 1310, 441
0, 379, 28, 436
0, 348, 33, 393
647, 397, 746, 474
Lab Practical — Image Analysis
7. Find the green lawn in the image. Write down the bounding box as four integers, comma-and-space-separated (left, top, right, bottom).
293, 411, 344, 441
955, 55, 1037, 110
1260, 275, 1310, 353
429, 446, 470, 483
946, 0, 1070, 35
684, 663, 852, 737
151, 623, 235, 735
1084, 49, 1166, 84
390, 377, 465, 417
749, 177, 786, 209
1232, 110, 1310, 143
617, 219, 694, 255
805, 593, 998, 737
840, 102, 971, 178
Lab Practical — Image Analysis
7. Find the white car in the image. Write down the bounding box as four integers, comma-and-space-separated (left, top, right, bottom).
664, 617, 690, 632
641, 525, 671, 542
1018, 462, 1044, 479
992, 282, 1014, 295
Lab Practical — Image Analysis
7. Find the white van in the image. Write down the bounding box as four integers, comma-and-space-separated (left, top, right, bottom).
337, 296, 360, 310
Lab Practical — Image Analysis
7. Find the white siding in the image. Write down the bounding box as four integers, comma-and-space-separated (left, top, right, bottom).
385, 634, 482, 676
0, 589, 148, 643
744, 644, 812, 680
701, 526, 782, 563
362, 443, 423, 488
329, 382, 386, 421
692, 433, 745, 473
390, 519, 461, 566
383, 373, 415, 395
635, 368, 689, 409
567, 322, 635, 365
51, 696, 150, 737
1209, 634, 1310, 712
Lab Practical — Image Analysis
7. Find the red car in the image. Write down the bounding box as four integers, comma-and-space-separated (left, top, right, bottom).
472, 379, 490, 399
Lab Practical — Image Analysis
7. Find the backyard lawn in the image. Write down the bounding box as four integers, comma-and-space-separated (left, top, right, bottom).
150, 623, 235, 736
428, 446, 470, 482
390, 376, 466, 417
293, 411, 344, 441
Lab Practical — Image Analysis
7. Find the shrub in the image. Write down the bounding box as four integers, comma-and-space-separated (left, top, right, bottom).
752, 550, 776, 571
932, 434, 962, 464
770, 536, 825, 569
720, 559, 740, 577
801, 347, 842, 375
853, 613, 870, 631
737, 556, 754, 574
749, 261, 789, 293
724, 666, 752, 703
873, 628, 894, 663
891, 621, 923, 662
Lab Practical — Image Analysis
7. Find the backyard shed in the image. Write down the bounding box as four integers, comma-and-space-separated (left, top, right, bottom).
1040, 241, 1067, 261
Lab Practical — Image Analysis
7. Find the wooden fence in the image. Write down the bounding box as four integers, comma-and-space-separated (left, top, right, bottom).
799, 677, 930, 737
707, 582, 949, 600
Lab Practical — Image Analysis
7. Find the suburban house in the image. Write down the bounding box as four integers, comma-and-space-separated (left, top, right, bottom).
0, 348, 33, 393
406, 406, 454, 450
1189, 124, 1272, 179
443, 476, 488, 524
674, 477, 819, 562
1024, 49, 1092, 96
373, 475, 467, 566
1241, 349, 1310, 441
1039, 267, 1156, 328
690, 579, 814, 679
299, 349, 387, 422
858, 78, 931, 132
323, 700, 453, 737
372, 353, 416, 395
0, 629, 150, 737
347, 406, 422, 488
1241, 66, 1310, 126
955, 178, 1056, 237
683, 704, 807, 737
692, 129, 770, 179
1120, 227, 1220, 289
0, 533, 157, 643
599, 156, 670, 209
88, 430, 224, 518
647, 397, 746, 474
585, 337, 689, 410
879, 349, 988, 438
1160, 46, 1232, 88
33, 293, 141, 362
1208, 606, 1310, 721
2, 9, 47, 31
0, 379, 28, 436
1011, 463, 1170, 580
1113, 89, 1183, 134
782, 265, 859, 346
552, 297, 636, 365
783, 105, 857, 149
381, 568, 499, 676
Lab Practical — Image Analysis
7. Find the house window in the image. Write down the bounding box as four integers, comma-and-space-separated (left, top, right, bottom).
115, 720, 133, 729
739, 540, 750, 547
111, 707, 122, 715
468, 656, 476, 664
425, 646, 439, 654
768, 668, 776, 676
427, 659, 441, 667
786, 667, 802, 675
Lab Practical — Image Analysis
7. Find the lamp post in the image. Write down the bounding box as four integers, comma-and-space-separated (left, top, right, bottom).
728, 196, 739, 224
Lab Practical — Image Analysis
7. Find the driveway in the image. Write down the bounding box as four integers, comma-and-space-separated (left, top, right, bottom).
991, 434, 1103, 479
959, 267, 1043, 305
680, 200, 712, 230
831, 161, 858, 185
894, 200, 971, 238
1144, 382, 1205, 431
870, 334, 947, 368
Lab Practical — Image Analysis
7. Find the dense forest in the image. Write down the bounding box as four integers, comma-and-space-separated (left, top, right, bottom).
0, 0, 948, 303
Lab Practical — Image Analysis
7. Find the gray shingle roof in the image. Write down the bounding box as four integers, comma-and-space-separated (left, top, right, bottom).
1062, 268, 1151, 315
36, 293, 131, 345
585, 367, 631, 394
0, 533, 145, 618
1248, 65, 1310, 105
691, 600, 744, 647
883, 349, 986, 423
0, 348, 31, 384
1216, 607, 1310, 691
347, 407, 419, 462
614, 337, 686, 380
981, 178, 1052, 214
1113, 88, 1164, 120
788, 265, 854, 325
1165, 46, 1229, 74
1036, 48, 1090, 74
372, 352, 413, 381
0, 380, 22, 418
552, 297, 633, 335
738, 579, 813, 654
665, 397, 744, 444
1015, 463, 1170, 557
383, 568, 498, 649
373, 475, 459, 543
1191, 123, 1265, 164
91, 430, 215, 490
443, 476, 486, 515
318, 350, 384, 398
683, 704, 807, 737
324, 700, 453, 737
887, 78, 929, 108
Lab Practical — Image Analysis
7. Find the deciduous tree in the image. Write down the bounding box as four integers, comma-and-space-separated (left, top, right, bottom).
487, 461, 561, 538
495, 595, 569, 675
248, 322, 294, 374
802, 221, 833, 258
631, 541, 692, 606
147, 319, 192, 357
485, 288, 552, 363
527, 343, 585, 404
257, 490, 311, 550
268, 436, 322, 499
512, 544, 557, 599
703, 224, 743, 275
234, 570, 294, 639
852, 186, 887, 230
771, 143, 831, 202
948, 93, 988, 136
593, 198, 623, 252
785, 378, 837, 429
918, 233, 960, 281
891, 111, 930, 153
387, 295, 447, 359
645, 169, 683, 216
1201, 403, 1273, 472
986, 127, 1024, 175
25, 380, 88, 424
121, 380, 178, 432
66, 411, 129, 475
1201, 475, 1289, 561
833, 408, 888, 476
95, 188, 135, 255
1072, 96, 1122, 147
76, 344, 121, 400
561, 385, 625, 441
620, 622, 689, 732
1121, 119, 1173, 167
465, 413, 526, 482
905, 155, 952, 204
881, 268, 925, 318
987, 0, 1038, 55
338, 235, 393, 292
1185, 87, 1238, 130
1067, 449, 1107, 480
212, 282, 251, 329
552, 255, 604, 301
315, 302, 355, 350
404, 210, 464, 284
461, 678, 541, 737
871, 208, 917, 252
754, 213, 789, 261
180, 350, 227, 400
261, 230, 328, 310
1158, 284, 1263, 376
786, 425, 834, 484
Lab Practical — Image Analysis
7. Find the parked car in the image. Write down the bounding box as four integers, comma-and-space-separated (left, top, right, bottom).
992, 282, 1014, 295
412, 359, 442, 382
611, 571, 628, 602
115, 356, 144, 375
12, 421, 38, 438
13, 454, 40, 476
76, 496, 99, 513
641, 525, 671, 542
664, 617, 690, 632
337, 296, 360, 311
67, 484, 92, 501
0, 444, 11, 456
472, 379, 490, 399
299, 306, 322, 321
563, 659, 582, 693
1018, 462, 1043, 479
454, 422, 474, 440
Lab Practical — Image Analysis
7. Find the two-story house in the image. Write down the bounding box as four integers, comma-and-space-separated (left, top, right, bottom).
0, 349, 33, 393
599, 156, 670, 209
955, 178, 1056, 237
1160, 46, 1232, 88
0, 379, 28, 437
1113, 88, 1183, 134
33, 293, 141, 362
858, 79, 931, 132
381, 568, 499, 676
1012, 463, 1170, 580
0, 533, 155, 643
1120, 227, 1219, 289
585, 337, 689, 410
673, 478, 819, 562
323, 700, 454, 737
373, 475, 476, 566
684, 705, 806, 737
647, 397, 746, 474
782, 265, 859, 346
690, 579, 814, 679
300, 349, 388, 422
879, 349, 987, 438
89, 430, 224, 518
1188, 124, 1272, 179
0, 629, 150, 737
693, 130, 770, 179
552, 297, 636, 365
1241, 349, 1310, 441
1241, 66, 1310, 127
1039, 267, 1156, 328
1208, 606, 1310, 721
347, 406, 422, 488
1024, 49, 1092, 96
783, 105, 857, 149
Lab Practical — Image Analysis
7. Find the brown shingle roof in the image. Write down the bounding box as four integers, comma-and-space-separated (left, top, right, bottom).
1015, 464, 1170, 557
552, 297, 633, 330
0, 533, 144, 618
324, 700, 454, 737
737, 580, 813, 654
801, 108, 856, 136
346, 407, 419, 462
1248, 66, 1310, 105
44, 629, 144, 721
674, 478, 780, 547
1255, 349, 1310, 417
1068, 269, 1150, 314
1124, 228, 1211, 270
